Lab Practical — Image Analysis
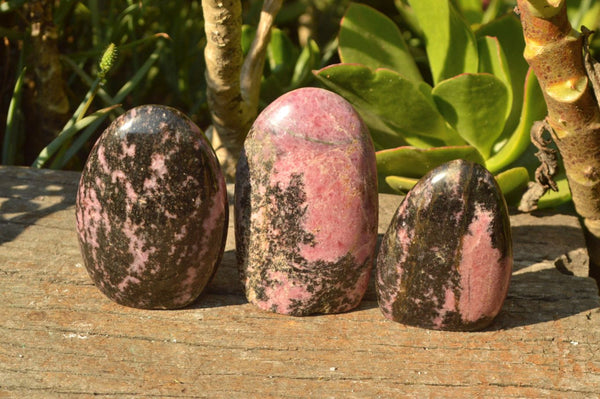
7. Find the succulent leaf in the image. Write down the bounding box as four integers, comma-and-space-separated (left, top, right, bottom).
477, 36, 513, 122
289, 39, 320, 89
376, 145, 485, 179
315, 64, 463, 149
339, 3, 422, 82
431, 73, 509, 159
494, 166, 530, 205
476, 13, 530, 136
485, 68, 547, 173
407, 0, 479, 84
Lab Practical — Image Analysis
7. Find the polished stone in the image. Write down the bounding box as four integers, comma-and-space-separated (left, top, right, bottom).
76, 105, 228, 309
376, 159, 512, 331
235, 88, 378, 316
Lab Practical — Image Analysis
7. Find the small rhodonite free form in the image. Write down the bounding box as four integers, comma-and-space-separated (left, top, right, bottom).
76, 105, 228, 309
235, 87, 378, 316
376, 159, 512, 331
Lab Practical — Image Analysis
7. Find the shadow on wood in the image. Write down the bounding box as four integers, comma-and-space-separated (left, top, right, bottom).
2, 166, 600, 397
0, 167, 79, 245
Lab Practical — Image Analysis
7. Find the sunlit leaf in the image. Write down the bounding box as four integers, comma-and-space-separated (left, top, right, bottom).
432, 73, 509, 159
2, 66, 25, 165
477, 36, 512, 122
455, 0, 484, 25
494, 166, 529, 205
537, 174, 572, 209
315, 64, 463, 149
376, 145, 485, 178
267, 28, 298, 82
486, 69, 547, 173
385, 175, 418, 194
476, 13, 529, 136
241, 25, 255, 56
338, 3, 422, 82
408, 0, 479, 84
289, 38, 319, 89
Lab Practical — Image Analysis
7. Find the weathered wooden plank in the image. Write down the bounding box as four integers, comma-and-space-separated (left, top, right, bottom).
1, 165, 599, 397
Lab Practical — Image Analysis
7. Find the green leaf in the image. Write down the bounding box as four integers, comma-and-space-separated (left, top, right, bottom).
477, 36, 512, 122
385, 164, 530, 201
432, 73, 509, 159
376, 145, 485, 193
485, 69, 547, 173
260, 28, 299, 105
568, 0, 600, 29
338, 3, 421, 82
315, 64, 463, 149
376, 145, 485, 179
289, 38, 319, 90
2, 66, 26, 165
454, 0, 484, 25
537, 174, 571, 209
267, 27, 298, 82
476, 13, 529, 139
31, 105, 119, 169
51, 41, 165, 169
494, 166, 529, 205
408, 0, 478, 84
385, 175, 418, 193
241, 25, 256, 56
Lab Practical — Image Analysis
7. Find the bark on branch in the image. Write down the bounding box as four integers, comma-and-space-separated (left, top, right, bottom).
517, 0, 600, 279
202, 0, 282, 180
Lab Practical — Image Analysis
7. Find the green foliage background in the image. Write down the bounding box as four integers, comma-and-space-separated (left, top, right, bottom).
0, 0, 354, 168
1, 0, 600, 209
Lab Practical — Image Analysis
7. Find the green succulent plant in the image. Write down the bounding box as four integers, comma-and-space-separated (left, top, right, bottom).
314, 0, 572, 207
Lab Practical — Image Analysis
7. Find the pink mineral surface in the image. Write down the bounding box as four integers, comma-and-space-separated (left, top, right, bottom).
376, 160, 512, 331
235, 88, 378, 316
76, 105, 228, 309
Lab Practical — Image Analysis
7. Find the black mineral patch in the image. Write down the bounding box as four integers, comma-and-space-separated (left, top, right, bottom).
76, 105, 228, 309
376, 159, 512, 331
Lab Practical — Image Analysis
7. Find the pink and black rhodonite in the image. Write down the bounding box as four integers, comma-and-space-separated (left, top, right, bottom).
376, 159, 513, 331
235, 88, 378, 316
76, 105, 228, 309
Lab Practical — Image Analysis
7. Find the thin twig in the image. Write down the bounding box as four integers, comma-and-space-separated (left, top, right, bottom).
240, 0, 283, 115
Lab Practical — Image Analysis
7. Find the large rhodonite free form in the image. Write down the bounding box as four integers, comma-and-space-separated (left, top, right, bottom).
76, 105, 228, 309
376, 159, 512, 331
235, 87, 378, 316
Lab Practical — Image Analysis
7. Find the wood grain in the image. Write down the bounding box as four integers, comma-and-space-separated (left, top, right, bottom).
1, 166, 599, 398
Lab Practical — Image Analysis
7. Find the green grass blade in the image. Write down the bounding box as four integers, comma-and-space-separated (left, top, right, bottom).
31, 106, 119, 168
113, 41, 164, 102
2, 67, 26, 165
61, 55, 126, 113
54, 42, 165, 168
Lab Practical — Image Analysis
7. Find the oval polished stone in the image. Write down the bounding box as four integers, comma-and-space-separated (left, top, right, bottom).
376, 159, 512, 331
235, 87, 378, 316
76, 105, 228, 309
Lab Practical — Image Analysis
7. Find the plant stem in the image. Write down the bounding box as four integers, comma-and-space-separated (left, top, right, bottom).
202, 0, 247, 180
517, 0, 600, 282
240, 0, 283, 121
31, 106, 119, 169
2, 67, 26, 165
201, 0, 282, 180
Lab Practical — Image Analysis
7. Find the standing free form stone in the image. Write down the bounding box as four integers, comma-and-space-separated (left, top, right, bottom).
76, 105, 228, 309
376, 160, 512, 331
235, 87, 378, 316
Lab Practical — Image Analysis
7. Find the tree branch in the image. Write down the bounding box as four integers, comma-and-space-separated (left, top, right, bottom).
240, 0, 283, 118
202, 0, 282, 180
517, 0, 600, 277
